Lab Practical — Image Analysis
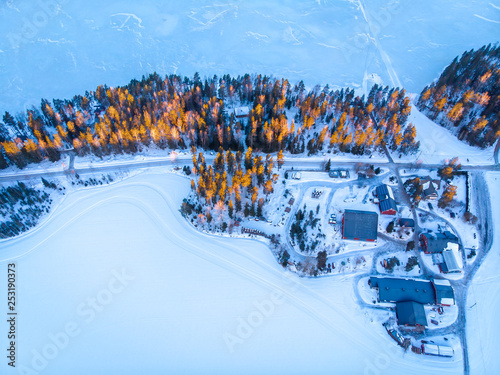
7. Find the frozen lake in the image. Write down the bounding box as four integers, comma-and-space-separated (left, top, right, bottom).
0, 172, 464, 374
0, 0, 498, 114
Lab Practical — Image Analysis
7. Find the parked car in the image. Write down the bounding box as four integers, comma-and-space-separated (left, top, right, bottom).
430, 319, 439, 325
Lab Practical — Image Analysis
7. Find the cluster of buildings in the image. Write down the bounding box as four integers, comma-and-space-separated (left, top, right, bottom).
420, 231, 463, 273
369, 276, 455, 328
341, 184, 413, 242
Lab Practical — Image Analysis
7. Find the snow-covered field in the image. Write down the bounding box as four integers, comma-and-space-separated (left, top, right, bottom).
466, 172, 500, 374
0, 0, 498, 115
0, 172, 464, 374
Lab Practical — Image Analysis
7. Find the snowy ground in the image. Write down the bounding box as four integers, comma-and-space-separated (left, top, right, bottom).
0, 0, 498, 115
402, 105, 495, 165
0, 171, 464, 374
375, 251, 421, 277
467, 172, 500, 374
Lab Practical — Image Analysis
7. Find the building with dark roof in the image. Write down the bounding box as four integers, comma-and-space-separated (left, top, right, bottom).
420, 231, 458, 254
369, 277, 435, 305
398, 218, 415, 228
369, 277, 455, 306
420, 177, 441, 200
375, 184, 397, 215
396, 301, 427, 327
342, 210, 378, 242
432, 279, 455, 306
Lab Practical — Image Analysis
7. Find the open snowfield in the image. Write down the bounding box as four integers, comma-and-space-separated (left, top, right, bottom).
0, 172, 464, 374
0, 0, 498, 114
466, 172, 500, 374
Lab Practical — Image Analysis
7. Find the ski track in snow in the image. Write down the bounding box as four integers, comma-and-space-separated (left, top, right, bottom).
0, 176, 402, 364
357, 0, 402, 89
0, 177, 381, 356
474, 14, 500, 23
316, 42, 340, 49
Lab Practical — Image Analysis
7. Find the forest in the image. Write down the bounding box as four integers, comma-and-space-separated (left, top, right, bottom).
181, 146, 280, 231
0, 180, 58, 238
0, 73, 419, 170
417, 43, 500, 148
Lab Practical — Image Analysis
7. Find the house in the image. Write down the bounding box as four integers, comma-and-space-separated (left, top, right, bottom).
375, 184, 397, 215
398, 218, 415, 228
342, 210, 378, 242
369, 277, 455, 306
419, 231, 458, 254
396, 301, 427, 327
232, 106, 250, 119
437, 243, 463, 273
420, 177, 441, 200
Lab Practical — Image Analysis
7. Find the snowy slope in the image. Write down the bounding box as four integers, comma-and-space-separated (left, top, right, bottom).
408, 105, 494, 165
0, 0, 498, 114
0, 172, 463, 374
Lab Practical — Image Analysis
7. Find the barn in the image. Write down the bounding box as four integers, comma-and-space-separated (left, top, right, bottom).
375, 184, 397, 215
419, 231, 458, 254
342, 210, 378, 242
396, 301, 427, 327
369, 277, 455, 306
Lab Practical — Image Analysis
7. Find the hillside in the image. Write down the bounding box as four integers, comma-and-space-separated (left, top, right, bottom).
416, 44, 500, 148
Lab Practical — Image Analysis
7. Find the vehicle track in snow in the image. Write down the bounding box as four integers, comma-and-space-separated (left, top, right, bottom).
356, 0, 402, 88
0, 176, 387, 356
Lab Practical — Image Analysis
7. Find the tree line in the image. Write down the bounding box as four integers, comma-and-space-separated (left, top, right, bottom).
417, 43, 500, 147
0, 73, 419, 170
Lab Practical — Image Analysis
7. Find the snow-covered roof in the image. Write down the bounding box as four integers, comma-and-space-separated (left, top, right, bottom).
439, 346, 454, 357
233, 106, 250, 117
423, 343, 454, 357
440, 297, 455, 306
423, 343, 440, 355
442, 250, 461, 273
